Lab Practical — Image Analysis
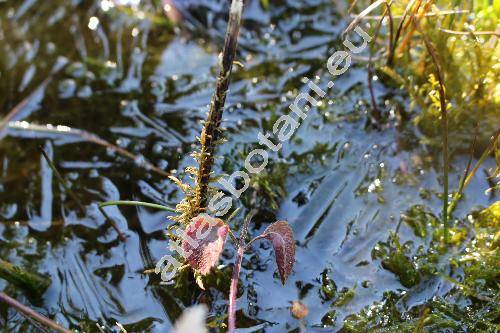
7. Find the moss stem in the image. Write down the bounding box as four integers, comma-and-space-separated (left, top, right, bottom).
195, 0, 244, 212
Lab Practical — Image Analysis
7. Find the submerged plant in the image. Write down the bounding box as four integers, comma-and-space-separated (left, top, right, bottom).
170, 0, 245, 226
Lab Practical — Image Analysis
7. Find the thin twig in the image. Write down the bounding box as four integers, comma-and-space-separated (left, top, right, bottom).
386, 2, 394, 58
0, 59, 68, 138
228, 246, 244, 333
353, 9, 469, 20
343, 0, 386, 37
0, 292, 72, 333
462, 131, 500, 190
40, 146, 86, 215
0, 78, 53, 138
228, 208, 257, 332
39, 146, 126, 241
239, 209, 257, 246
224, 207, 241, 245
97, 206, 127, 242
195, 0, 244, 211
387, 0, 415, 65
396, 0, 432, 56
7, 122, 170, 178
439, 28, 500, 36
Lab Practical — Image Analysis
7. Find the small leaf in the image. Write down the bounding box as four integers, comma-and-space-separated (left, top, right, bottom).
194, 272, 205, 290
182, 214, 228, 275
261, 221, 295, 284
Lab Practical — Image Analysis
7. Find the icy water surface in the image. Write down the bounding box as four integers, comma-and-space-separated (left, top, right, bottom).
0, 0, 496, 332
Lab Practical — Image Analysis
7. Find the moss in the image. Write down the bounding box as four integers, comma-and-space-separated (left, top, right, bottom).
340, 293, 499, 333
372, 233, 421, 288
342, 203, 500, 332
476, 201, 500, 228
460, 202, 500, 297
246, 161, 288, 211
401, 205, 438, 238
0, 259, 51, 298
333, 286, 356, 307
319, 269, 337, 302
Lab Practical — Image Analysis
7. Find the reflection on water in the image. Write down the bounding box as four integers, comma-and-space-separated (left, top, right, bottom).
0, 0, 496, 332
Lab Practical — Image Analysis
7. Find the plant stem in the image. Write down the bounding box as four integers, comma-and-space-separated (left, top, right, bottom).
448, 130, 499, 215
40, 147, 86, 215
228, 246, 244, 333
97, 206, 127, 242
195, 0, 244, 212
227, 209, 256, 331
367, 4, 388, 122
0, 259, 51, 298
414, 19, 450, 244
447, 131, 477, 216
0, 292, 71, 333
99, 200, 177, 212
442, 99, 449, 244
39, 146, 126, 241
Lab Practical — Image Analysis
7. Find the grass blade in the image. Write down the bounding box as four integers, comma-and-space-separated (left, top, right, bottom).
99, 200, 177, 212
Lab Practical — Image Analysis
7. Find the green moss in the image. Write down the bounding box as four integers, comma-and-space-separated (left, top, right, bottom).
372, 233, 421, 288
340, 293, 499, 333
319, 269, 337, 302
333, 286, 356, 307
247, 161, 288, 210
0, 259, 51, 298
460, 202, 500, 297
401, 205, 438, 238
476, 201, 500, 228
342, 203, 500, 332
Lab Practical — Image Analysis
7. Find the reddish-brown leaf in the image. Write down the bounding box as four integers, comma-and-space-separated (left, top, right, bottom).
182, 214, 228, 275
262, 221, 295, 284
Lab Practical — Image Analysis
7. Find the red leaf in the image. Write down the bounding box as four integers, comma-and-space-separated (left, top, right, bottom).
262, 221, 295, 284
182, 214, 228, 275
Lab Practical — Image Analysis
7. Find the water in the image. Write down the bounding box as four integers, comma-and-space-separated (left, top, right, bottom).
0, 0, 496, 332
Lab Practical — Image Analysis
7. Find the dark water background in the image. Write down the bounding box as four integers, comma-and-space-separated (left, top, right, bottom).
0, 0, 496, 332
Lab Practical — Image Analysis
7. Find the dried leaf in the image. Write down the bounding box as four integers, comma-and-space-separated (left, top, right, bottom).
195, 272, 206, 290
344, 0, 385, 36
291, 300, 309, 319
182, 214, 228, 275
116, 322, 127, 333
261, 221, 295, 284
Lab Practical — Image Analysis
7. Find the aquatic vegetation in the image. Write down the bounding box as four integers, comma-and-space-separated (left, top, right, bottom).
344, 202, 500, 332
0, 0, 497, 332
0, 259, 50, 299
351, 0, 500, 247
372, 232, 422, 288
340, 291, 499, 333
459, 202, 499, 299
360, 0, 500, 149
